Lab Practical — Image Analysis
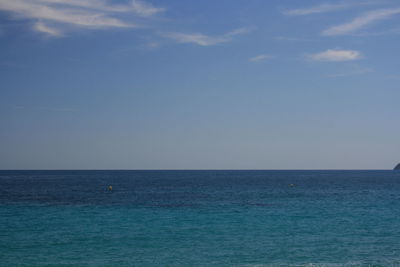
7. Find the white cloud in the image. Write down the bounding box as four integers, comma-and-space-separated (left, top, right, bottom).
282, 1, 382, 16
322, 8, 400, 36
164, 32, 227, 46
163, 27, 251, 46
34, 22, 62, 36
131, 0, 165, 17
0, 0, 164, 36
283, 3, 350, 16
224, 27, 253, 37
249, 54, 272, 62
35, 0, 164, 15
145, 42, 160, 49
309, 49, 362, 62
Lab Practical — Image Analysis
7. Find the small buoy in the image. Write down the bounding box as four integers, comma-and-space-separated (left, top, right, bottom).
108, 185, 113, 191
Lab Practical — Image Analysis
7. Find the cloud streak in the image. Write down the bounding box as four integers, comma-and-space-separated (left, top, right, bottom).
322, 8, 400, 36
308, 49, 362, 62
34, 21, 62, 36
249, 54, 272, 62
163, 27, 251, 46
0, 0, 164, 36
283, 3, 351, 16
283, 1, 382, 16
33, 0, 164, 15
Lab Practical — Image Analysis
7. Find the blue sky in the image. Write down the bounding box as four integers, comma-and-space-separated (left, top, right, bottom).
1, 0, 399, 169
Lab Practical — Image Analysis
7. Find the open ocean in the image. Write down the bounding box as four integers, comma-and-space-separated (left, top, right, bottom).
1, 170, 400, 266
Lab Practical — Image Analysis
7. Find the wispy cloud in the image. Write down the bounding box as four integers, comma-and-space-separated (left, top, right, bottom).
131, 0, 165, 17
144, 42, 160, 49
0, 0, 164, 36
308, 49, 362, 62
162, 27, 251, 46
283, 3, 351, 16
33, 0, 164, 15
322, 8, 400, 36
282, 1, 382, 16
274, 36, 318, 42
329, 65, 373, 77
34, 22, 62, 36
274, 36, 303, 41
249, 54, 273, 62
164, 32, 226, 46
352, 27, 400, 36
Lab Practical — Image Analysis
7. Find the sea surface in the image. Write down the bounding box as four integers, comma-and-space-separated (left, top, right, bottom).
1, 170, 400, 266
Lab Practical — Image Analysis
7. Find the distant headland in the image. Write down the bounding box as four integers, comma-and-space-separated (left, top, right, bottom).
394, 163, 400, 170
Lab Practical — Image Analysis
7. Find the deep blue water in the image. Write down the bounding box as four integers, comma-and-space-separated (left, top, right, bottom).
1, 170, 400, 266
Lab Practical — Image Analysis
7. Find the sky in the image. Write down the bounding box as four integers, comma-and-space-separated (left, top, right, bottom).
0, 0, 400, 170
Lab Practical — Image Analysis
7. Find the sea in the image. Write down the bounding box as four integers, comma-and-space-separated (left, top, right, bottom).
1, 170, 400, 267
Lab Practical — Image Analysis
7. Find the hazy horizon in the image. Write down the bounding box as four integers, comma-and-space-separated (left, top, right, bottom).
1, 0, 400, 169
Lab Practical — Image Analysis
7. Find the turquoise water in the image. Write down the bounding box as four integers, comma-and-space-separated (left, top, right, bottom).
1, 170, 400, 266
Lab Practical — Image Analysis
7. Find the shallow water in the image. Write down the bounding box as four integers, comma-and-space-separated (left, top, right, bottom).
1, 170, 400, 266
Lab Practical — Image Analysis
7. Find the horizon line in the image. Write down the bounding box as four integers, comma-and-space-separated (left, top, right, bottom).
0, 169, 395, 171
